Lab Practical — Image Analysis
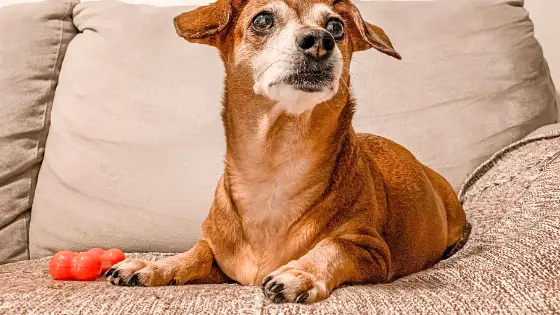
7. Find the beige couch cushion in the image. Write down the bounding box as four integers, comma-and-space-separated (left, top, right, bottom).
29, 0, 557, 257
0, 0, 78, 264
525, 0, 560, 121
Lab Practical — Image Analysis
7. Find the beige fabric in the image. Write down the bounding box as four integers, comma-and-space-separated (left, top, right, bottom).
29, 0, 557, 258
29, 2, 225, 259
0, 0, 78, 264
524, 0, 560, 121
5, 129, 560, 313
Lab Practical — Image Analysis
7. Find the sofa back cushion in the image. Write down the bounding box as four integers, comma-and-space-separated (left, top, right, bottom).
29, 0, 557, 258
0, 0, 78, 264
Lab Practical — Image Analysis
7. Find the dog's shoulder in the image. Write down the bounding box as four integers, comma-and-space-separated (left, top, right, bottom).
356, 133, 417, 163
355, 133, 430, 189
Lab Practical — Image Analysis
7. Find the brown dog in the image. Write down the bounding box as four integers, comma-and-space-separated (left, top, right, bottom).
106, 0, 469, 304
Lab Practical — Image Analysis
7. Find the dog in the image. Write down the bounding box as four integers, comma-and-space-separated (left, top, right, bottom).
106, 0, 469, 304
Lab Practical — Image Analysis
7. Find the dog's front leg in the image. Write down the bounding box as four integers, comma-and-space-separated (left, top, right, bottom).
262, 235, 390, 304
106, 240, 226, 286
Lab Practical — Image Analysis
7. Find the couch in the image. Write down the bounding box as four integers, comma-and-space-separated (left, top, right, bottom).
0, 0, 559, 314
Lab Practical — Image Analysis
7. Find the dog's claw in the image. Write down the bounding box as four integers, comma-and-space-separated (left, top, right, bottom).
261, 279, 289, 302
295, 291, 309, 303
270, 283, 284, 293
262, 275, 273, 287
127, 274, 141, 286
105, 268, 115, 277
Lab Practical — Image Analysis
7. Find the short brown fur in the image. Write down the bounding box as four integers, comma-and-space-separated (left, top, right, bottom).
107, 0, 467, 304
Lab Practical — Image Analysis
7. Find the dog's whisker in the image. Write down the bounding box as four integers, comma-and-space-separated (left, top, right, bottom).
338, 71, 351, 92
255, 60, 285, 82
319, 95, 336, 114
268, 47, 298, 55
341, 67, 360, 85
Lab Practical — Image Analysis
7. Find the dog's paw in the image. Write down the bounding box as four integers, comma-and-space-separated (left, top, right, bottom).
105, 259, 175, 287
261, 263, 329, 304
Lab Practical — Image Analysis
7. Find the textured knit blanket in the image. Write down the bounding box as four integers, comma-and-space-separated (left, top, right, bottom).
1, 130, 559, 315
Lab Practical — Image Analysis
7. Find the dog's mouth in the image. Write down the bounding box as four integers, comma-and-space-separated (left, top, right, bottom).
269, 64, 335, 93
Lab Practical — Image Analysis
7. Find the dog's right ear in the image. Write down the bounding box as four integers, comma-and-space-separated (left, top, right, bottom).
174, 0, 243, 47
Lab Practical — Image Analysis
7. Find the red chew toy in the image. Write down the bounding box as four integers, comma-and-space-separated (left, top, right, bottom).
72, 253, 102, 281
48, 251, 76, 280
106, 248, 125, 266
48, 248, 126, 281
87, 248, 112, 274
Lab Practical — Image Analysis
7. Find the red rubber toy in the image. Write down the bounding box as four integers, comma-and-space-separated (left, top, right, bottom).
48, 248, 125, 281
71, 252, 102, 281
105, 248, 126, 266
86, 248, 112, 274
48, 251, 76, 280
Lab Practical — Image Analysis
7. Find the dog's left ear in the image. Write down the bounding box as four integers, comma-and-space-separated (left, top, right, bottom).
346, 3, 401, 60
174, 0, 243, 47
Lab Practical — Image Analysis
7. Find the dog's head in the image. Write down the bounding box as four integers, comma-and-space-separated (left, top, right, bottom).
175, 0, 400, 114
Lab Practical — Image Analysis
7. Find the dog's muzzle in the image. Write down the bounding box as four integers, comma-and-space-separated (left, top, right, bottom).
272, 29, 337, 93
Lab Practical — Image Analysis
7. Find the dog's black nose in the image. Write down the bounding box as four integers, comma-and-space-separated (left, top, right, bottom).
296, 29, 335, 61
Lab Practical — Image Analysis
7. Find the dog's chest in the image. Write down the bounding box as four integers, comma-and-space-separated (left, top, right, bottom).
219, 233, 304, 286
233, 160, 309, 223
225, 162, 319, 285
221, 116, 328, 285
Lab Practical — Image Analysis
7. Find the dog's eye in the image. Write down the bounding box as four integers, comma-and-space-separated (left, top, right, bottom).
252, 12, 275, 33
325, 18, 344, 40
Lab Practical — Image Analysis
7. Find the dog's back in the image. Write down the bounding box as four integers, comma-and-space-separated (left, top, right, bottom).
357, 133, 467, 278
